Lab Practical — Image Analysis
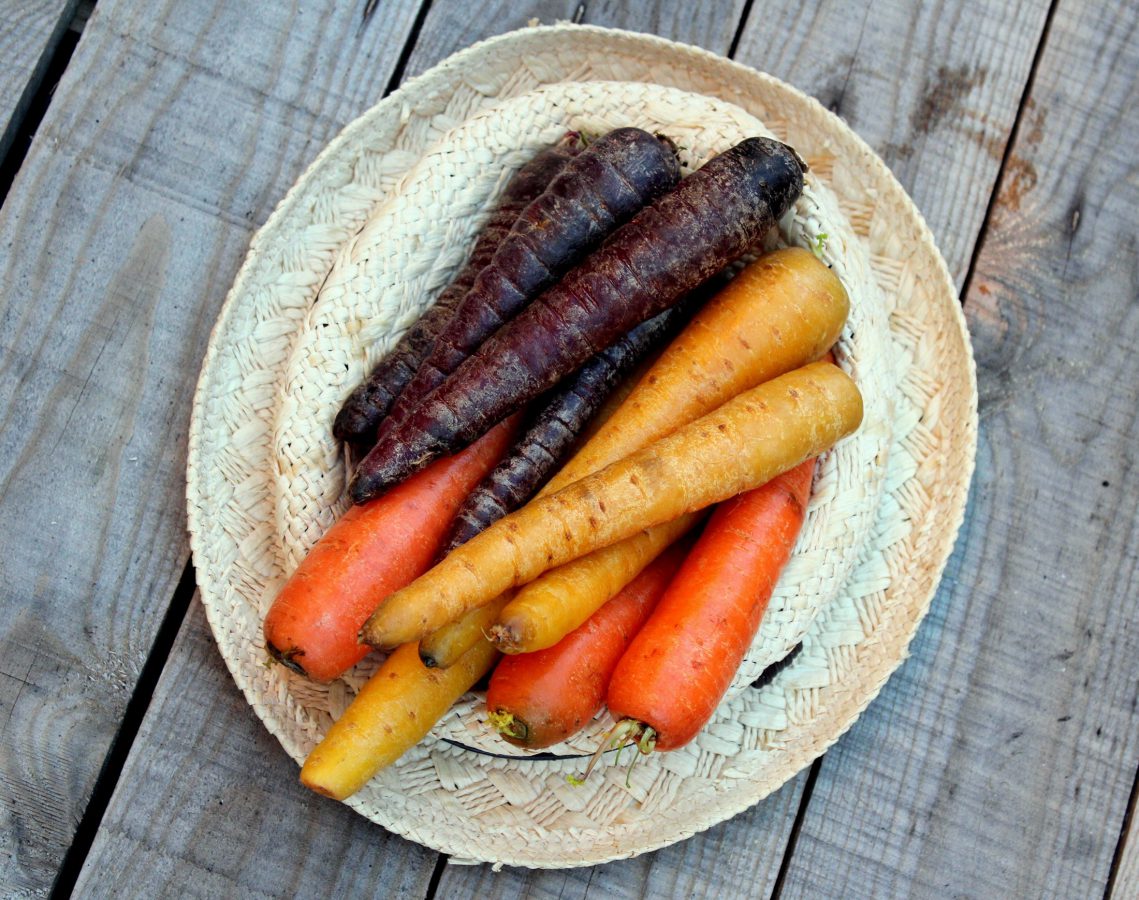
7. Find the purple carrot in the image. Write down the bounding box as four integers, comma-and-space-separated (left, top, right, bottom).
350, 137, 806, 504
331, 134, 583, 449
439, 300, 695, 554
373, 127, 681, 446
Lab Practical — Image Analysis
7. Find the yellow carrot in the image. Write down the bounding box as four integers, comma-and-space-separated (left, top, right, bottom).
300, 640, 497, 800
490, 513, 700, 654
418, 590, 514, 668
362, 361, 862, 650
544, 246, 848, 494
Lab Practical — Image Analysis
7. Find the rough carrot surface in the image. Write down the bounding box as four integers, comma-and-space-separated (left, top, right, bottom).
332, 136, 581, 449
300, 640, 498, 800
441, 303, 691, 554
361, 360, 861, 650
262, 416, 518, 682
606, 457, 816, 752
365, 127, 681, 450
351, 137, 807, 502
486, 542, 688, 750
548, 246, 848, 492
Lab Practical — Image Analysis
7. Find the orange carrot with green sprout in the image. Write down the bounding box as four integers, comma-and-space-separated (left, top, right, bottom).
601, 457, 816, 760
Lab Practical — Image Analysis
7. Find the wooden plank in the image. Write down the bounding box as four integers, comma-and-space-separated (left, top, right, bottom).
0, 0, 427, 893
734, 0, 1051, 287
775, 1, 1139, 896
70, 600, 440, 898
0, 0, 79, 162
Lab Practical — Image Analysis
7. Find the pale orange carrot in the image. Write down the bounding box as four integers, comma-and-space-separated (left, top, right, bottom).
481, 249, 846, 656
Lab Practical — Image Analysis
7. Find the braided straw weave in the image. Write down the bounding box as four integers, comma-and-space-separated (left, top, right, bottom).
186, 24, 976, 867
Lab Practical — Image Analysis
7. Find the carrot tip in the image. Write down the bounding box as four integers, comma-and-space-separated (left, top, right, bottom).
486, 623, 521, 654
487, 709, 528, 744
577, 718, 645, 783
266, 642, 307, 676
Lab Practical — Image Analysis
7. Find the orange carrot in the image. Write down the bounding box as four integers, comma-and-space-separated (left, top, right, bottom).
604, 457, 816, 754
486, 541, 688, 749
362, 361, 862, 650
263, 415, 518, 682
301, 639, 498, 800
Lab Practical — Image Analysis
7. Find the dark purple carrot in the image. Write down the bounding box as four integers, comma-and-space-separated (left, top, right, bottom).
373, 127, 681, 446
331, 134, 583, 449
440, 301, 693, 554
350, 136, 806, 504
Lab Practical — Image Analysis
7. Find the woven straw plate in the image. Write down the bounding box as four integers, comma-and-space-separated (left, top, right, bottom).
187, 25, 976, 867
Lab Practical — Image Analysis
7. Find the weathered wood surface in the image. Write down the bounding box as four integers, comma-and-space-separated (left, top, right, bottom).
773, 0, 1139, 897
0, 0, 79, 161
400, 0, 748, 81
72, 600, 440, 899
2, 0, 1137, 896
0, 0, 425, 893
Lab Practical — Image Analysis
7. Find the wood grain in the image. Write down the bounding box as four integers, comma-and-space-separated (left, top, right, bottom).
0, 0, 425, 893
71, 600, 440, 899
734, 0, 1051, 287
0, 0, 79, 162
775, 1, 1139, 896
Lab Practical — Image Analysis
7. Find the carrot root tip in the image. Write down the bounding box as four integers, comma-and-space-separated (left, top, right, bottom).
577, 718, 645, 783
487, 709, 527, 743
266, 642, 307, 676
487, 623, 521, 654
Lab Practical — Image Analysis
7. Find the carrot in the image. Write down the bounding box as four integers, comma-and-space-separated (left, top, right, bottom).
603, 457, 816, 755
418, 590, 513, 669
332, 135, 581, 449
440, 301, 692, 554
350, 137, 807, 502
489, 512, 700, 654
300, 640, 498, 800
263, 415, 518, 682
547, 247, 848, 493
367, 127, 681, 450
361, 360, 861, 650
485, 542, 689, 749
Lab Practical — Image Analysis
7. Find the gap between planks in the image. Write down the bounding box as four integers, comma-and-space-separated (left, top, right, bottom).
955, 0, 1060, 308
0, 2, 89, 208
49, 561, 198, 899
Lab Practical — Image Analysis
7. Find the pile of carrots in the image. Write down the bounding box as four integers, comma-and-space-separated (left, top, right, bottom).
262, 131, 864, 803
